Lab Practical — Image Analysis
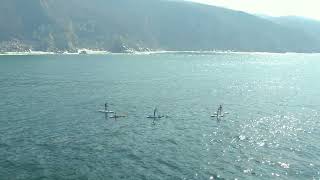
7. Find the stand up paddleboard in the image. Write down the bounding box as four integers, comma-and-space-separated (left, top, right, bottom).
98, 110, 114, 113
211, 112, 229, 117
110, 115, 126, 118
147, 115, 164, 119
147, 107, 167, 119
98, 102, 114, 113
211, 104, 229, 118
109, 113, 126, 118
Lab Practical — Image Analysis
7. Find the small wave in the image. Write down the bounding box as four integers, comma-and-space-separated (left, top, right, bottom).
156, 158, 182, 173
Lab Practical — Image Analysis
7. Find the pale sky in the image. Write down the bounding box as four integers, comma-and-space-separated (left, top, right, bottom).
188, 0, 320, 20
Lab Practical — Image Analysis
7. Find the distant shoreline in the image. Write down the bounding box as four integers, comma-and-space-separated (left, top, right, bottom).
1, 50, 320, 56
0, 49, 110, 56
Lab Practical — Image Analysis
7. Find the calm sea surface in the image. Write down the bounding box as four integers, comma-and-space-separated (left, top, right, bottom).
0, 53, 320, 179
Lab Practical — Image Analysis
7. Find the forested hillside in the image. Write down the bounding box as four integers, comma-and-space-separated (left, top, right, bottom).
1, 0, 320, 53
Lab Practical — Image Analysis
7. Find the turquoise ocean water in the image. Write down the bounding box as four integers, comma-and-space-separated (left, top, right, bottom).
0, 53, 320, 179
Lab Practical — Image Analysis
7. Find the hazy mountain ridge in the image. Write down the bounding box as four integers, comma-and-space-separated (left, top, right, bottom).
260, 15, 320, 42
1, 0, 320, 53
